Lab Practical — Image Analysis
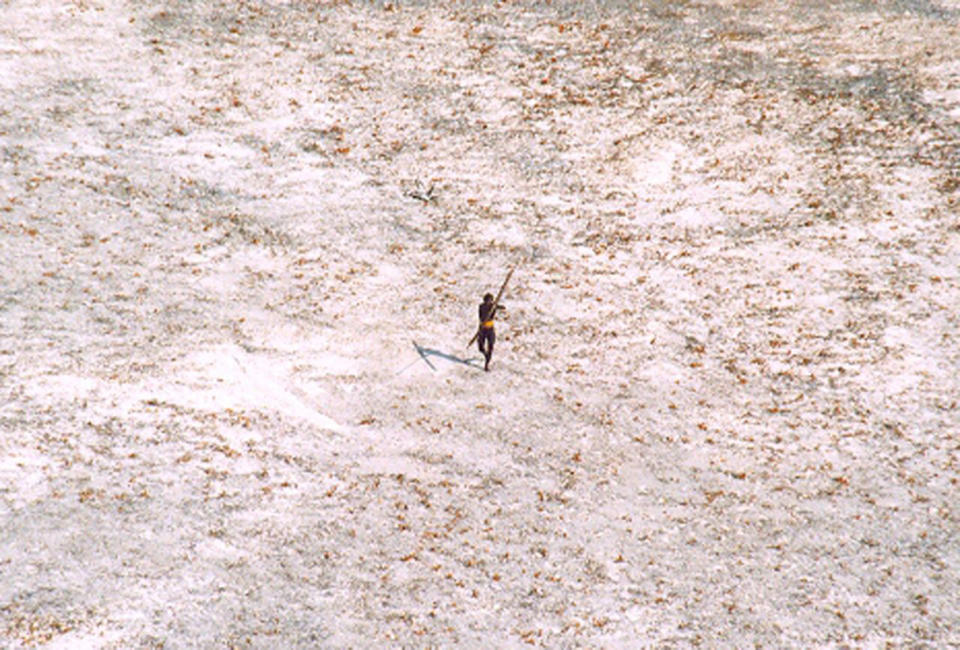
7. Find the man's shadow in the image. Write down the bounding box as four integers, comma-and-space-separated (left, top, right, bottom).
412, 341, 484, 372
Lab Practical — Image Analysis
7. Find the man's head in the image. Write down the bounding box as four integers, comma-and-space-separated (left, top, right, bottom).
483, 293, 494, 303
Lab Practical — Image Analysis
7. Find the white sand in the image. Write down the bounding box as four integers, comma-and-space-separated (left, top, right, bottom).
1, 0, 958, 646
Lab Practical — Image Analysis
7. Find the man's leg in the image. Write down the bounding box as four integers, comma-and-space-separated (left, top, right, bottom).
478, 329, 489, 370
484, 330, 495, 371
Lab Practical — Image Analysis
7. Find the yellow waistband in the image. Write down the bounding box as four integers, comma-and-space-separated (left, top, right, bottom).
481, 321, 494, 328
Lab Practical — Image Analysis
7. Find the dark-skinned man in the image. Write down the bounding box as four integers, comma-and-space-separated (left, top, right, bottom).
477, 292, 504, 372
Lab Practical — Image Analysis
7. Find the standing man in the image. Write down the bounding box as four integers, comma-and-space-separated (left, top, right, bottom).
477, 292, 503, 372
